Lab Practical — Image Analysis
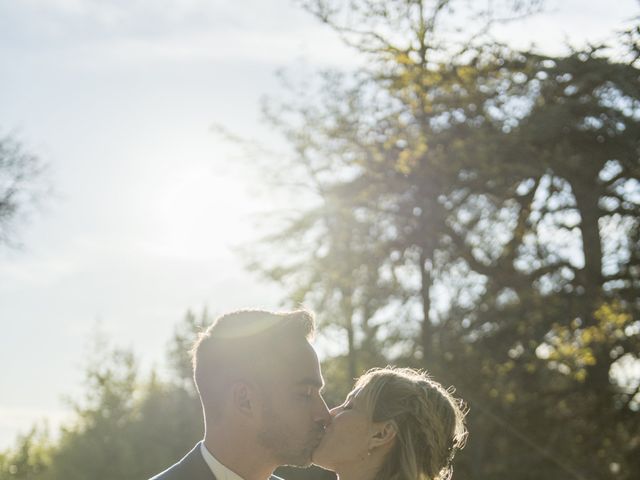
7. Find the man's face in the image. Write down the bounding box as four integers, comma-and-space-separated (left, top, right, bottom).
256, 341, 331, 466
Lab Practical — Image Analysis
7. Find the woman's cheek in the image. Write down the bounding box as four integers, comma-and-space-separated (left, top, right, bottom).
330, 420, 350, 448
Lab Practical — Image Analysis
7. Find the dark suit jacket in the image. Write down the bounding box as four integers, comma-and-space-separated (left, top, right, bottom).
149, 443, 213, 480
149, 443, 284, 480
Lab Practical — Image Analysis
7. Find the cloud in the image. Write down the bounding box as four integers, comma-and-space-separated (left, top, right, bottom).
83, 28, 352, 67
0, 0, 356, 69
1, 0, 308, 43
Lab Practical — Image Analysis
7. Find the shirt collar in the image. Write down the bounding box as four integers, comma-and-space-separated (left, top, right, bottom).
200, 442, 247, 480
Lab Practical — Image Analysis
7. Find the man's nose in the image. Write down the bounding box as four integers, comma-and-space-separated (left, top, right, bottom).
316, 396, 332, 427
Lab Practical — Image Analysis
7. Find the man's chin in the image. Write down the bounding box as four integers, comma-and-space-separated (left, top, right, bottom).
278, 450, 314, 468
310, 452, 332, 471
281, 457, 313, 468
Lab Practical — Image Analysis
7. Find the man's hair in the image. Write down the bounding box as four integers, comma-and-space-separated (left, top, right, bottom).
191, 309, 315, 418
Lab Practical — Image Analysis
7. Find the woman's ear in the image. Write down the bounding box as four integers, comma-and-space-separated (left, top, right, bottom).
369, 420, 397, 449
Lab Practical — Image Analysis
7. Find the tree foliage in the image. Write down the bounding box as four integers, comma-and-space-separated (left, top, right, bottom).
243, 2, 640, 479
0, 132, 48, 247
0, 315, 204, 480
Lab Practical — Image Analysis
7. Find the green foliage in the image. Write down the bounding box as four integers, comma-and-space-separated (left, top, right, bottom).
0, 314, 204, 480
0, 426, 51, 480
243, 3, 640, 479
167, 308, 212, 389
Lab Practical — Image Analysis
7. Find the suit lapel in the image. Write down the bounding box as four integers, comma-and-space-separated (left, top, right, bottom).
181, 443, 217, 480
185, 443, 284, 480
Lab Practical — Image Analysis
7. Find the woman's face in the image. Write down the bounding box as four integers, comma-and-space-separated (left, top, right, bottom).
312, 388, 372, 470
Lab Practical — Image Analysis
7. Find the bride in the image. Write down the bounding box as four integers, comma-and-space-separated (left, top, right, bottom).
312, 367, 468, 480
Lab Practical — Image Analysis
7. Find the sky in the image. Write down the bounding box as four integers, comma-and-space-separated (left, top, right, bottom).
0, 0, 638, 449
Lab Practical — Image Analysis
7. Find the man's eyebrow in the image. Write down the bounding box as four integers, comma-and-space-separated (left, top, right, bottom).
296, 378, 325, 391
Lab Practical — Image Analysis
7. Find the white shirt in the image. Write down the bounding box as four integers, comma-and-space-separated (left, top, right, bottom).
200, 442, 247, 480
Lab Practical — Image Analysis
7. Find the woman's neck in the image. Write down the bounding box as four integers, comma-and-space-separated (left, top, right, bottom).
333, 456, 384, 480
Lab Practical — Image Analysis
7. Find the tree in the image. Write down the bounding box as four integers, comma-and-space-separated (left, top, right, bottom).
242, 2, 640, 479
0, 132, 48, 247
457, 47, 640, 480
2, 328, 204, 480
247, 1, 552, 378
166, 308, 212, 392
0, 426, 51, 480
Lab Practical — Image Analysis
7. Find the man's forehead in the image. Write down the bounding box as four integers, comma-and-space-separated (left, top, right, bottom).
271, 341, 323, 385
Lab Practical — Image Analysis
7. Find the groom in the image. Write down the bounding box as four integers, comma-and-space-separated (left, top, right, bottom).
150, 309, 332, 480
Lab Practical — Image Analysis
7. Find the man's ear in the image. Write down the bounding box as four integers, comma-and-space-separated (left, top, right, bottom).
369, 421, 397, 449
231, 382, 259, 418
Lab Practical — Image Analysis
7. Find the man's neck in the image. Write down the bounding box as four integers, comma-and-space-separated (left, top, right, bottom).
203, 433, 276, 480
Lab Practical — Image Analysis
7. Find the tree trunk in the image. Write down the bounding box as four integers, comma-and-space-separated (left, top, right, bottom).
420, 248, 433, 361
340, 289, 357, 382
572, 178, 611, 404
573, 181, 604, 322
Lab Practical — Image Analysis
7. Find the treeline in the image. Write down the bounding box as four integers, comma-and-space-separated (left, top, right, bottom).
0, 312, 205, 480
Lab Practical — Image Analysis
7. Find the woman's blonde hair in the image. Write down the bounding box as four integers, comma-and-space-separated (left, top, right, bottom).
354, 367, 468, 480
